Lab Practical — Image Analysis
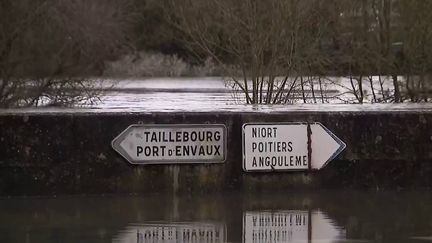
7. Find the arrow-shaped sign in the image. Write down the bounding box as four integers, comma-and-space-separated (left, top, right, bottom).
112, 124, 227, 164
310, 123, 346, 170
242, 123, 345, 172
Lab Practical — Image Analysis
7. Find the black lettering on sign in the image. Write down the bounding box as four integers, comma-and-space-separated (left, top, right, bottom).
141, 130, 222, 143
252, 141, 293, 153
252, 157, 257, 167
144, 146, 151, 156
162, 132, 168, 142
278, 157, 283, 166
152, 146, 159, 156
199, 146, 205, 156
252, 127, 278, 138
295, 156, 302, 166
144, 132, 150, 142
252, 156, 309, 168
151, 132, 158, 142
271, 157, 277, 167
259, 157, 265, 167
183, 146, 190, 156
176, 146, 181, 156
191, 146, 197, 155
160, 146, 166, 156
214, 131, 221, 141
214, 145, 221, 155
206, 131, 213, 141
190, 131, 197, 141
206, 145, 213, 155
137, 146, 143, 157
163, 145, 224, 157
252, 127, 257, 137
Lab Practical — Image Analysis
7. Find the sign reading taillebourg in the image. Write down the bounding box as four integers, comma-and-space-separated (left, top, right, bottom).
243, 123, 346, 172
112, 124, 226, 164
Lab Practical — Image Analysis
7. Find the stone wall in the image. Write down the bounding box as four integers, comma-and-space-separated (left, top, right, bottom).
0, 111, 431, 195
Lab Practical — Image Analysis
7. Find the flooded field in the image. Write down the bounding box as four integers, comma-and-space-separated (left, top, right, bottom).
95, 77, 389, 111
0, 191, 431, 243
0, 79, 431, 243
2, 77, 432, 114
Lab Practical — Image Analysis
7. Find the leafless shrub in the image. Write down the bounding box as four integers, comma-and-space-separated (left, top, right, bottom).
169, 0, 333, 104
0, 0, 134, 107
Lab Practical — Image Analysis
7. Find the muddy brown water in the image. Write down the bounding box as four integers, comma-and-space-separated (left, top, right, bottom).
0, 191, 431, 243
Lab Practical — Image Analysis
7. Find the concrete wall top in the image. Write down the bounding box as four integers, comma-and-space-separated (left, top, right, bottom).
0, 105, 431, 195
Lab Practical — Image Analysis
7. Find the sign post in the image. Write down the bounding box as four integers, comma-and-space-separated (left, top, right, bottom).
242, 123, 345, 172
112, 124, 226, 164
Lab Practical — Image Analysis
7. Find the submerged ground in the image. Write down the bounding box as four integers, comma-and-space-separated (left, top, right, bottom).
0, 78, 431, 242
0, 191, 431, 243
3, 77, 432, 113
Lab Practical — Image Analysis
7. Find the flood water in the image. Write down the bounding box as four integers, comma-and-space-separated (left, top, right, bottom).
94, 77, 429, 112
2, 77, 432, 114
1, 79, 431, 242
0, 191, 431, 243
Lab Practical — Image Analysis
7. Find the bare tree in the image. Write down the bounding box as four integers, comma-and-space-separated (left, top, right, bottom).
0, 0, 134, 107
396, 0, 432, 102
168, 0, 332, 104
160, 0, 432, 104
335, 0, 432, 103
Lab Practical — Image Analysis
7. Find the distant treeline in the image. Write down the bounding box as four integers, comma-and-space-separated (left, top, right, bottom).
1, 0, 431, 106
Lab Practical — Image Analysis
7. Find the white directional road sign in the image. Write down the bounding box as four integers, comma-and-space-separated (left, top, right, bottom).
112, 124, 226, 164
242, 123, 345, 172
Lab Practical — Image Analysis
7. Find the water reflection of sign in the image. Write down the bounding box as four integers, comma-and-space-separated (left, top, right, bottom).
113, 222, 226, 243
243, 211, 309, 243
243, 210, 345, 243
242, 123, 346, 172
112, 124, 226, 164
